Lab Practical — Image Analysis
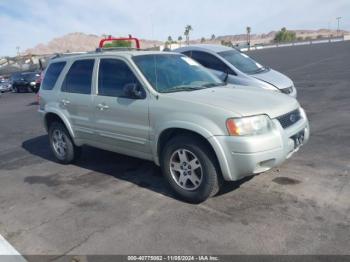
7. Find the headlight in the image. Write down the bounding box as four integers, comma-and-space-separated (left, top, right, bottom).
226, 115, 272, 136
299, 107, 307, 119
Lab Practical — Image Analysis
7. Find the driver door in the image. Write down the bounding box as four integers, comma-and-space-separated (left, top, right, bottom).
92, 58, 151, 157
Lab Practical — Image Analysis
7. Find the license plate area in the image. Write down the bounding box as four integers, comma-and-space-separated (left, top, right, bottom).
291, 130, 305, 149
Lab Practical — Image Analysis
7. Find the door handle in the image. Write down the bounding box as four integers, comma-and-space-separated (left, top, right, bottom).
97, 103, 109, 111
61, 99, 71, 106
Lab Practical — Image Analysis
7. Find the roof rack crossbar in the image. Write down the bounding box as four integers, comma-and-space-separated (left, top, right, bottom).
98, 37, 141, 49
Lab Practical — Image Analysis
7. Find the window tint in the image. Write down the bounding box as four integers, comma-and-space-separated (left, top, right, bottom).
62, 59, 94, 94
182, 51, 192, 57
190, 51, 233, 74
42, 62, 66, 90
98, 59, 140, 97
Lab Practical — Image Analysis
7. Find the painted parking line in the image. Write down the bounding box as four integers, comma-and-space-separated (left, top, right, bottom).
0, 234, 26, 262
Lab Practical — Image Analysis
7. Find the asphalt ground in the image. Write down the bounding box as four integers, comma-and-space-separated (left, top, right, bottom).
0, 41, 349, 258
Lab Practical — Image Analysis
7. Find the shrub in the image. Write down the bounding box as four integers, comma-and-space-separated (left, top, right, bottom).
274, 27, 296, 43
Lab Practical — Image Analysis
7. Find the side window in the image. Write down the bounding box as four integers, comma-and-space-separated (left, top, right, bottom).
191, 51, 233, 73
62, 59, 94, 94
98, 58, 141, 97
182, 51, 192, 58
41, 62, 66, 90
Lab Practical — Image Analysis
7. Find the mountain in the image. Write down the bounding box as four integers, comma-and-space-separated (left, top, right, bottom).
191, 29, 349, 46
24, 32, 163, 55
20, 29, 350, 55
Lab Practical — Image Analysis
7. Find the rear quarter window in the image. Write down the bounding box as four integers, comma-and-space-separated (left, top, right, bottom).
41, 62, 66, 90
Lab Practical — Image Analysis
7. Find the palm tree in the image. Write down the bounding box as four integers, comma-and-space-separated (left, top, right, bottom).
184, 25, 193, 45
246, 26, 251, 50
178, 36, 183, 47
167, 36, 173, 49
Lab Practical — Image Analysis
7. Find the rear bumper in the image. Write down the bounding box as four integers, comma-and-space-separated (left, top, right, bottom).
208, 112, 309, 181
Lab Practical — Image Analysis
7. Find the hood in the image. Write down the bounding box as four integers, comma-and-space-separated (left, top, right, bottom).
251, 69, 293, 90
163, 86, 299, 118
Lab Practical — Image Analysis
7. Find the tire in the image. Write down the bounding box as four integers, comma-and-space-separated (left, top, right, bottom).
161, 135, 221, 203
48, 122, 81, 164
13, 87, 18, 93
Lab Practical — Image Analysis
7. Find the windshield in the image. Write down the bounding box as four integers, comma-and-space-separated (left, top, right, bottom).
23, 73, 39, 81
132, 54, 223, 93
218, 50, 266, 74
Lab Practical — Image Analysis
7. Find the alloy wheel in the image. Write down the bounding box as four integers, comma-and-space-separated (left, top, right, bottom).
52, 129, 68, 158
169, 149, 203, 191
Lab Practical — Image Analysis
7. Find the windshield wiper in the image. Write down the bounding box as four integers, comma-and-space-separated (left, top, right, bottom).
201, 82, 227, 88
162, 86, 205, 93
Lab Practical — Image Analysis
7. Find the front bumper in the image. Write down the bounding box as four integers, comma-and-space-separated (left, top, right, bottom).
208, 113, 309, 181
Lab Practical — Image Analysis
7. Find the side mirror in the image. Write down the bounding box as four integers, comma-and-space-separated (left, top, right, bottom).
123, 83, 145, 99
221, 69, 230, 83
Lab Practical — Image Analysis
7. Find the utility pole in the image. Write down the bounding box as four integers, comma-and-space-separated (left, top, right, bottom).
336, 17, 342, 37
16, 46, 22, 71
246, 26, 251, 50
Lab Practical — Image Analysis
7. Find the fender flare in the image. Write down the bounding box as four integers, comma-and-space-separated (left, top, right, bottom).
43, 108, 76, 140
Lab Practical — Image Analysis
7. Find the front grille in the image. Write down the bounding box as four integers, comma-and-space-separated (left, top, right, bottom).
280, 86, 293, 94
277, 109, 301, 129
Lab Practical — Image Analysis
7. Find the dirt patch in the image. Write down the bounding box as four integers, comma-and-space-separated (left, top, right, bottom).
24, 174, 61, 187
272, 177, 301, 185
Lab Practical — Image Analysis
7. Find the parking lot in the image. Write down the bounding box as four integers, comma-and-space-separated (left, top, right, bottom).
0, 41, 349, 256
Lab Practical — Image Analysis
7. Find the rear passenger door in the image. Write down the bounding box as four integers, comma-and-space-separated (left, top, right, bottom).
59, 59, 96, 140
92, 58, 151, 157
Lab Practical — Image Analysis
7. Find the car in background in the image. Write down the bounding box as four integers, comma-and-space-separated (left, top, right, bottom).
11, 71, 41, 93
174, 45, 297, 97
0, 78, 12, 93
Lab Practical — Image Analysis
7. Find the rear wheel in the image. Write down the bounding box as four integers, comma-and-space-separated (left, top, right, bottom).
161, 135, 221, 203
48, 122, 81, 164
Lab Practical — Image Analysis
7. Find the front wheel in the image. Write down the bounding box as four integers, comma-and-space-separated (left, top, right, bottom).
161, 135, 221, 203
48, 122, 81, 164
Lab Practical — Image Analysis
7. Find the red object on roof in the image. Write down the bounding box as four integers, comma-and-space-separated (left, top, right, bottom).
99, 36, 140, 49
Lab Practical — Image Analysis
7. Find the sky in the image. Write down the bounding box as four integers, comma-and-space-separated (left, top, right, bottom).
0, 0, 349, 56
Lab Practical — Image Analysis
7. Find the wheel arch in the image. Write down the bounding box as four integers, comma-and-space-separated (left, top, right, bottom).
44, 111, 75, 140
156, 127, 222, 175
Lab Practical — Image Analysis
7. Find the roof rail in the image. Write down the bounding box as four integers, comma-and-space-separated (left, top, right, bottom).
95, 47, 141, 52
51, 51, 91, 59
99, 36, 141, 49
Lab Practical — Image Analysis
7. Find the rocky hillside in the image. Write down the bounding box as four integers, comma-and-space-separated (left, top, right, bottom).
24, 32, 163, 55
23, 29, 350, 55
194, 29, 349, 46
